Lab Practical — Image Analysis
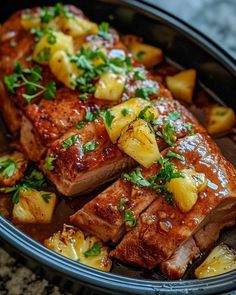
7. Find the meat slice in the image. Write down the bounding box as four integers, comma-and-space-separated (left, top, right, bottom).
40, 118, 134, 196
110, 133, 236, 276
47, 96, 201, 197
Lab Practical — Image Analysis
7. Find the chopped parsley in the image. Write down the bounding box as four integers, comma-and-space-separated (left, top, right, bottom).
133, 68, 146, 81
124, 209, 136, 227
83, 141, 96, 154
76, 121, 86, 129
156, 122, 176, 147
136, 50, 145, 61
98, 22, 112, 40
167, 111, 180, 121
36, 47, 51, 63
122, 158, 183, 205
122, 168, 150, 187
100, 109, 115, 128
0, 159, 16, 177
3, 62, 56, 102
84, 242, 101, 257
0, 169, 46, 204
135, 86, 157, 100
41, 193, 52, 203
62, 134, 78, 151
184, 122, 194, 135
79, 93, 88, 100
85, 109, 100, 122
40, 3, 72, 24
43, 156, 56, 171
166, 150, 185, 162
119, 197, 127, 210
121, 108, 130, 117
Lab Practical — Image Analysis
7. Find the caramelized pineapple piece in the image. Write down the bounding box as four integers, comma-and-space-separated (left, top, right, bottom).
44, 224, 112, 272
12, 189, 56, 224
167, 169, 206, 212
21, 13, 41, 30
94, 72, 126, 101
105, 98, 153, 143
166, 69, 196, 103
195, 244, 236, 279
206, 105, 235, 134
33, 31, 74, 65
62, 16, 98, 37
49, 50, 81, 89
128, 42, 163, 69
118, 119, 160, 167
0, 152, 28, 187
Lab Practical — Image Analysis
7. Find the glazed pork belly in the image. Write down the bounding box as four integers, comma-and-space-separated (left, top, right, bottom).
43, 96, 202, 196
108, 133, 236, 278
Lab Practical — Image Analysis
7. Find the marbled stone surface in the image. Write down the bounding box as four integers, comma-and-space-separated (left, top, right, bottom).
0, 1, 235, 294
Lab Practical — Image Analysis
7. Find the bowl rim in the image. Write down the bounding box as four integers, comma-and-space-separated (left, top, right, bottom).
0, 0, 236, 294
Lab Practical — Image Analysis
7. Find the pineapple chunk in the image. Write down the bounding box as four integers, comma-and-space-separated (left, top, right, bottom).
206, 105, 235, 134
44, 224, 112, 272
33, 31, 74, 65
105, 98, 154, 143
128, 42, 163, 69
49, 50, 81, 89
118, 118, 161, 167
12, 189, 56, 224
195, 244, 236, 279
0, 152, 28, 187
166, 169, 206, 212
166, 69, 196, 103
21, 13, 41, 30
94, 72, 126, 101
62, 16, 98, 37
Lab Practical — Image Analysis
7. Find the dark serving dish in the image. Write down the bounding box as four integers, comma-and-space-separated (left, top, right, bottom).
0, 0, 236, 294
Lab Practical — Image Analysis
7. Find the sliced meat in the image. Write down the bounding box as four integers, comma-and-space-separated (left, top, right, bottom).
110, 133, 236, 276
40, 118, 134, 196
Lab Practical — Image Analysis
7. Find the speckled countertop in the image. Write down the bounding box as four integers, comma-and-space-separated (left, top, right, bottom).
0, 1, 235, 294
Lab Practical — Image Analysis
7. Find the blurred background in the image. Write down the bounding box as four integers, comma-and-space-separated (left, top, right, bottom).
0, 0, 235, 295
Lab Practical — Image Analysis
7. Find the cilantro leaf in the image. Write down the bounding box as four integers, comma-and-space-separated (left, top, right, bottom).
166, 150, 185, 162
76, 121, 85, 129
43, 156, 56, 171
84, 242, 101, 257
62, 135, 78, 151
156, 122, 177, 147
119, 197, 127, 210
83, 141, 96, 154
98, 22, 112, 40
121, 108, 130, 117
136, 51, 145, 61
0, 159, 16, 177
124, 209, 136, 227
100, 109, 115, 128
44, 80, 56, 99
133, 68, 146, 81
122, 168, 150, 187
167, 111, 180, 121
135, 86, 157, 100
41, 193, 52, 203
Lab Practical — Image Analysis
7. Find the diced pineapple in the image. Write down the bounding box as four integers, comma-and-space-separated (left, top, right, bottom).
49, 50, 81, 89
206, 105, 235, 134
166, 69, 196, 103
44, 224, 112, 272
94, 72, 126, 101
33, 31, 74, 65
21, 13, 41, 30
128, 42, 163, 69
118, 118, 161, 167
105, 98, 153, 143
166, 169, 206, 212
0, 152, 28, 187
62, 16, 98, 37
195, 244, 236, 279
12, 189, 56, 224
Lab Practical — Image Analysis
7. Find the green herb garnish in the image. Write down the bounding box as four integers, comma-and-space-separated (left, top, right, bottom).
84, 242, 101, 257
83, 141, 96, 154
135, 86, 157, 100
167, 111, 180, 121
136, 51, 145, 61
119, 197, 127, 210
43, 156, 56, 171
62, 134, 78, 151
121, 108, 130, 117
124, 209, 136, 227
10, 41, 17, 47
133, 68, 146, 81
156, 122, 176, 147
76, 121, 85, 129
166, 150, 185, 162
100, 109, 115, 128
41, 193, 52, 203
98, 22, 112, 40
122, 168, 150, 187
0, 159, 16, 177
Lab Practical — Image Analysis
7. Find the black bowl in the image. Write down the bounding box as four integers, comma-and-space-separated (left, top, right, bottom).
0, 1, 236, 294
